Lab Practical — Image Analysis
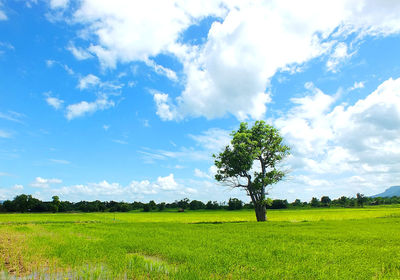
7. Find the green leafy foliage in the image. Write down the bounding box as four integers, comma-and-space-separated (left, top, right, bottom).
320, 196, 331, 207
228, 198, 243, 210
310, 197, 320, 207
357, 193, 367, 207
214, 121, 290, 221
189, 200, 205, 210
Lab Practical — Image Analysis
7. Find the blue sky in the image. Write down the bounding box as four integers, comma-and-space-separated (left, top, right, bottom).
1, 0, 400, 202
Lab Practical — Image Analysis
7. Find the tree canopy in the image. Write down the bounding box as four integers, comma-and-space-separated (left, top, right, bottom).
213, 121, 290, 221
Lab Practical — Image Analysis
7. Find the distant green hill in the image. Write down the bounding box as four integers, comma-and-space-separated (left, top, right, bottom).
371, 186, 400, 198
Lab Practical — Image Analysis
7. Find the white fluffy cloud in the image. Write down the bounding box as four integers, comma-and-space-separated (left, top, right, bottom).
274, 77, 400, 198
71, 0, 227, 68
46, 96, 64, 110
30, 177, 62, 188
77, 74, 123, 91
326, 42, 353, 72
59, 181, 125, 197
44, 79, 117, 120
60, 0, 400, 121
78, 74, 100, 90
43, 73, 121, 120
153, 92, 177, 121
127, 180, 156, 195
349, 81, 365, 91
154, 174, 178, 190
49, 0, 69, 9
49, 174, 191, 201
66, 98, 114, 120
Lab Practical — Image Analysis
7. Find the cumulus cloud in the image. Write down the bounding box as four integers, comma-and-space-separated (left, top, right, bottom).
58, 0, 400, 121
72, 0, 226, 68
127, 180, 156, 195
66, 98, 114, 120
46, 96, 64, 110
30, 177, 62, 188
50, 174, 189, 201
154, 173, 178, 190
153, 91, 178, 121
49, 0, 69, 9
44, 86, 115, 120
326, 42, 353, 72
78, 74, 100, 90
51, 181, 128, 200
78, 74, 123, 91
274, 77, 400, 198
349, 81, 365, 91
43, 73, 121, 120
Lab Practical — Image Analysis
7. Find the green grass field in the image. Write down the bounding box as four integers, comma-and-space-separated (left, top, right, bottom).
1, 207, 400, 279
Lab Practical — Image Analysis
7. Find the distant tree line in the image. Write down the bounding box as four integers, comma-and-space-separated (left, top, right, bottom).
270, 193, 400, 209
1, 193, 400, 213
0, 195, 239, 213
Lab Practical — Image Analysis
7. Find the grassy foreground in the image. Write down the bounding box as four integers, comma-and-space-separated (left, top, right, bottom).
0, 207, 400, 279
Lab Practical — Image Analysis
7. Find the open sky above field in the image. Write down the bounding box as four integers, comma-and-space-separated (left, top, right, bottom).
1, 0, 400, 202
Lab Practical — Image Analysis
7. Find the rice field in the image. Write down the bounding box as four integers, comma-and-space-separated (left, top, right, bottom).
1, 206, 400, 279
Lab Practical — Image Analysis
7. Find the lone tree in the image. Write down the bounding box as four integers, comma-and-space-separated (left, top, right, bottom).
213, 121, 290, 222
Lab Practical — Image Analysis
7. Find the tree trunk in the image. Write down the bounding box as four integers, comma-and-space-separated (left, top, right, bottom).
255, 203, 267, 222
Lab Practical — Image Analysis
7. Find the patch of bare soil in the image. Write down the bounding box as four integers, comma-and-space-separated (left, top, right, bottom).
0, 233, 29, 276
